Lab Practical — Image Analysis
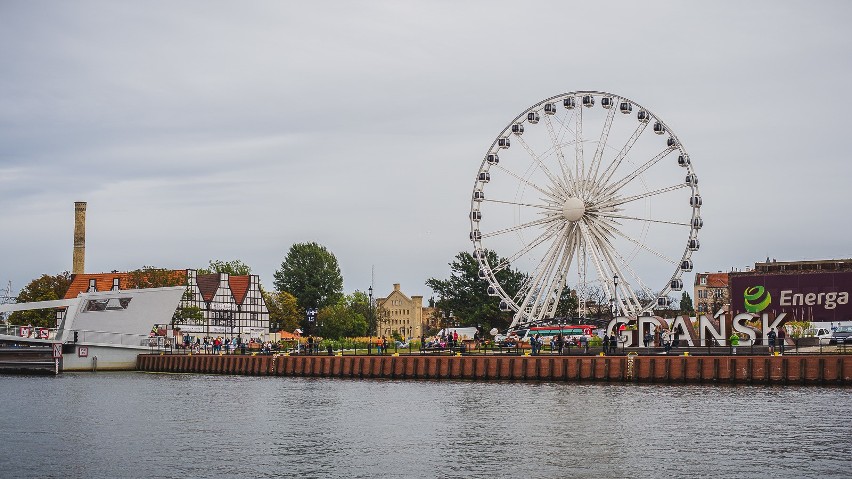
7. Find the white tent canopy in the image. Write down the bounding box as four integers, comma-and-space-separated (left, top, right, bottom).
436, 327, 479, 340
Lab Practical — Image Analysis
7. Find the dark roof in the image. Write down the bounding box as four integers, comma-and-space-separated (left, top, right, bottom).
196, 274, 220, 302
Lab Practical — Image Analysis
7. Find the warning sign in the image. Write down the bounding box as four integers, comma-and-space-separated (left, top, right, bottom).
53, 343, 62, 359
38, 328, 49, 339
78, 347, 89, 358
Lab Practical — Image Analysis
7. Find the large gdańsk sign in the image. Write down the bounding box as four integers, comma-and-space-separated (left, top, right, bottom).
730, 271, 852, 323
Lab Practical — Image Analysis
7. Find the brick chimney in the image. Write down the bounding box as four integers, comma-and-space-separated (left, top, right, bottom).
72, 201, 86, 274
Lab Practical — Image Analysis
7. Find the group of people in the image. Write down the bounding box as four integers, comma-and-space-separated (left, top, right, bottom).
169, 334, 278, 354
601, 333, 620, 355
764, 327, 787, 354
546, 333, 590, 355
421, 330, 461, 350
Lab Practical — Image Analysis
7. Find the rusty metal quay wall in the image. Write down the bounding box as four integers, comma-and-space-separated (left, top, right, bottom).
136, 354, 852, 385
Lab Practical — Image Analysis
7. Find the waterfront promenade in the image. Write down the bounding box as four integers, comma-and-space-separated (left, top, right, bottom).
137, 352, 852, 385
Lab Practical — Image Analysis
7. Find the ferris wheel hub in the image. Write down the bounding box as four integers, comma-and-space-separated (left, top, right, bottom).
562, 197, 586, 222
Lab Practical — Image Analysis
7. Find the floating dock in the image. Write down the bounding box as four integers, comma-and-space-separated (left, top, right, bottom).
137, 353, 852, 385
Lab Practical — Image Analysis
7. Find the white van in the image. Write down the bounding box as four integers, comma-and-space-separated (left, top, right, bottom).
804, 327, 832, 344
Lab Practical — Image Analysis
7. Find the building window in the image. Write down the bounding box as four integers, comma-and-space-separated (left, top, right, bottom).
700, 276, 707, 285
112, 278, 120, 291
88, 279, 97, 292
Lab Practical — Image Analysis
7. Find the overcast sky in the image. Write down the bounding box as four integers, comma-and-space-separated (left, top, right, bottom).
1, 1, 850, 302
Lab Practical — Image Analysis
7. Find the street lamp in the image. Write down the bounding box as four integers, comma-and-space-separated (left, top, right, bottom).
368, 286, 374, 336
612, 274, 620, 318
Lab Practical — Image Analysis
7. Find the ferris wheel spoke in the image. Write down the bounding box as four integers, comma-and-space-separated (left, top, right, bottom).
543, 229, 578, 317
534, 233, 573, 321
589, 223, 654, 314
481, 198, 561, 211
481, 216, 560, 239
517, 230, 568, 322
598, 183, 688, 209
574, 106, 585, 196
578, 223, 615, 301
492, 221, 564, 272
598, 147, 677, 198
589, 233, 638, 315
595, 213, 690, 227
591, 219, 666, 297
591, 121, 649, 197
609, 225, 677, 265
543, 114, 576, 194
586, 104, 617, 196
493, 164, 564, 201
513, 134, 569, 196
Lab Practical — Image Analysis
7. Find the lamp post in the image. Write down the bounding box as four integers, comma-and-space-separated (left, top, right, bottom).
612, 274, 620, 319
613, 274, 620, 352
368, 286, 374, 336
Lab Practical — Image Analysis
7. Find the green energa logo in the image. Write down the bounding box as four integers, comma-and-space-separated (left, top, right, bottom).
744, 286, 771, 313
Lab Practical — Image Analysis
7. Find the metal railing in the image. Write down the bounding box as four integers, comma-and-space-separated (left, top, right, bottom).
139, 337, 852, 356
0, 324, 60, 340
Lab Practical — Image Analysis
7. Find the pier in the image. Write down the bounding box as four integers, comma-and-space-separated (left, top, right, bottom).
137, 353, 852, 385
0, 346, 59, 375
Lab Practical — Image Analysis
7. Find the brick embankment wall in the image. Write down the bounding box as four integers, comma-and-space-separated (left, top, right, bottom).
136, 354, 852, 385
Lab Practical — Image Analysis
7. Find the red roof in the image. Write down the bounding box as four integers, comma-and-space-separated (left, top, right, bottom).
705, 273, 729, 288
64, 270, 188, 299
65, 270, 257, 306
228, 276, 250, 305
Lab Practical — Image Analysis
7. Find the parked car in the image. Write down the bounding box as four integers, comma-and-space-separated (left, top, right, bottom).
804, 327, 833, 345
829, 326, 852, 345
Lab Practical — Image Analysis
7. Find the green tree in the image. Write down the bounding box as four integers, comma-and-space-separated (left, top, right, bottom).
425, 250, 527, 334
316, 295, 368, 340
9, 272, 73, 327
172, 302, 204, 325
197, 259, 252, 276
554, 288, 578, 318
273, 242, 344, 313
263, 289, 303, 332
680, 291, 695, 316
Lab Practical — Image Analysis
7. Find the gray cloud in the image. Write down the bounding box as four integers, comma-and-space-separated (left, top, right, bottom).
1, 0, 850, 302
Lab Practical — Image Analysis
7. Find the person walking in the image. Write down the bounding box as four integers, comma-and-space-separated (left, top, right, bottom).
643, 331, 652, 348
603, 334, 610, 355
609, 334, 618, 355
777, 327, 786, 354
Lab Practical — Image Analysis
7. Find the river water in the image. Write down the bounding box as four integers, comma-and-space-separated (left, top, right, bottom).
0, 372, 849, 478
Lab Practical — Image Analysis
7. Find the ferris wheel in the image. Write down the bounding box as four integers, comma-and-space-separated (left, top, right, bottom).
469, 91, 702, 329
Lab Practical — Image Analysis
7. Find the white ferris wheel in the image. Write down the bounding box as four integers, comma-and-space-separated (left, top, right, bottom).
469, 91, 702, 330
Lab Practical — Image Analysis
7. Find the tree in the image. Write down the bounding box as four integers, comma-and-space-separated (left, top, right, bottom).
680, 291, 695, 317
583, 285, 613, 324
126, 266, 185, 289
197, 259, 252, 276
273, 242, 344, 312
263, 290, 303, 332
316, 294, 368, 339
554, 288, 578, 318
172, 299, 203, 325
9, 272, 73, 327
426, 250, 527, 334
